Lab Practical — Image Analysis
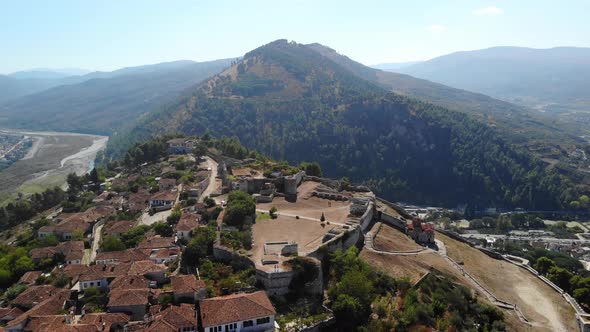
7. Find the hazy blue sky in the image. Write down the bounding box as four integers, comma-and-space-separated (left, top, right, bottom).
2, 0, 589, 73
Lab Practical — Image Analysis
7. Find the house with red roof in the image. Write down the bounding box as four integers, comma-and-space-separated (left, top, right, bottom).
170, 274, 207, 303
175, 213, 201, 239
199, 291, 276, 332
145, 304, 197, 332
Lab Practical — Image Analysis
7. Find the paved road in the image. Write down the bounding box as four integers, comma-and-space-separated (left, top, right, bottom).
87, 222, 104, 264
199, 156, 220, 203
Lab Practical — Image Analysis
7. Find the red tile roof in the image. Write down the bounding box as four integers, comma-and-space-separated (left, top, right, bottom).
30, 241, 84, 262
107, 288, 151, 307
95, 248, 150, 263
18, 271, 42, 285
200, 291, 275, 327
104, 220, 135, 236
6, 289, 72, 329
78, 263, 130, 282
78, 312, 130, 330
0, 306, 24, 320
147, 304, 196, 332
150, 248, 178, 259
138, 236, 177, 250
150, 191, 177, 202
170, 275, 206, 295
109, 275, 150, 290
128, 260, 167, 276
11, 285, 61, 308
175, 213, 200, 231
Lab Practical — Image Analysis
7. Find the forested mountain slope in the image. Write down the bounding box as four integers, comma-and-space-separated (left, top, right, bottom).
0, 59, 234, 134
308, 44, 579, 149
110, 40, 576, 209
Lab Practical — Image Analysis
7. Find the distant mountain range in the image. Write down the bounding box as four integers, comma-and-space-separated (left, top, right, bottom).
389, 46, 590, 112
8, 68, 92, 79
0, 59, 235, 134
371, 61, 422, 71
109, 40, 576, 209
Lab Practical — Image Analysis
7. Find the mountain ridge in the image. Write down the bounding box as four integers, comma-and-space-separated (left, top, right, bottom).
109, 39, 576, 209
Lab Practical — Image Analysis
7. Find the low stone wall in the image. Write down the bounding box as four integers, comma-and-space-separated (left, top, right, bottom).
285, 171, 305, 195
312, 191, 349, 201
359, 201, 375, 232
256, 269, 296, 296
380, 211, 406, 231
308, 225, 362, 260
375, 197, 413, 219
303, 176, 341, 190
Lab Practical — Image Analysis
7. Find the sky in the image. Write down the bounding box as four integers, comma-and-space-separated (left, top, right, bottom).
1, 0, 589, 74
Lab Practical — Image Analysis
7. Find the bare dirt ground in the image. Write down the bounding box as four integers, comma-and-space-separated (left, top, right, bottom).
373, 224, 424, 252
0, 130, 106, 204
438, 232, 577, 332
257, 182, 351, 222
251, 214, 335, 271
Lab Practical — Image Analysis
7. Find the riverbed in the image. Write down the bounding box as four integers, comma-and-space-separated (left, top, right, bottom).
0, 129, 108, 204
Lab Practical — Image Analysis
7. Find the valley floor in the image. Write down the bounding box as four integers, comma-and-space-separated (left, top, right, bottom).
0, 129, 107, 205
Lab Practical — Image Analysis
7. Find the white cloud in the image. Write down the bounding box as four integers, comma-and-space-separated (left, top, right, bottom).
473, 6, 503, 16
430, 24, 447, 33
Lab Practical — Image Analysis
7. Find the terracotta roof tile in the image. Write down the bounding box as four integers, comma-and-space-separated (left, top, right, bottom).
170, 275, 206, 294
137, 236, 177, 250
18, 271, 42, 285
109, 275, 151, 290
104, 220, 135, 235
6, 289, 72, 328
150, 191, 177, 202
95, 248, 150, 263
200, 291, 275, 327
11, 285, 61, 308
175, 213, 201, 232
107, 288, 151, 307
128, 260, 167, 276
147, 304, 196, 331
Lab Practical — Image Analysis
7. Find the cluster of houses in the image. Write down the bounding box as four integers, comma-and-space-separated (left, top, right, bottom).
2, 269, 276, 332
0, 140, 282, 331
3, 227, 277, 332
38, 206, 116, 241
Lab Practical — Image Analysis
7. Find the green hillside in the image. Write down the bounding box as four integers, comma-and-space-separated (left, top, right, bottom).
109, 40, 577, 209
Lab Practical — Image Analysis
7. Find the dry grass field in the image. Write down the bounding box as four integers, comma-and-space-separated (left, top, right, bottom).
438, 232, 577, 332
373, 224, 423, 252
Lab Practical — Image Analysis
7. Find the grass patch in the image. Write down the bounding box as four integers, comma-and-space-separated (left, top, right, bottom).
256, 212, 271, 221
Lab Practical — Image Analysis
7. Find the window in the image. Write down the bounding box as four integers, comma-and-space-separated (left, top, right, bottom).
256, 317, 270, 325
90, 282, 94, 287
243, 320, 254, 327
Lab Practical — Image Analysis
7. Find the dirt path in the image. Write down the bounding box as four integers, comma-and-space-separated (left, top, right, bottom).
88, 223, 104, 264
